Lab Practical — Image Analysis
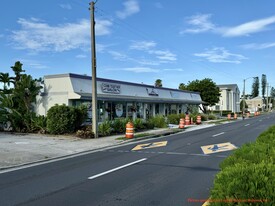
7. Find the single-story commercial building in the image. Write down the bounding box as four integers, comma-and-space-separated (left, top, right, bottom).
36, 73, 203, 122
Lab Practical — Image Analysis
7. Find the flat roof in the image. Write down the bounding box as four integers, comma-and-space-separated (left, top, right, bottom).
44, 73, 200, 94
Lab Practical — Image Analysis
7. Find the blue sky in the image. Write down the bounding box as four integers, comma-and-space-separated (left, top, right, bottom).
1, 0, 275, 94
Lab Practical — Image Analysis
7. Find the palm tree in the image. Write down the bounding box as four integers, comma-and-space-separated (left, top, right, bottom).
155, 79, 162, 87
0, 72, 14, 92
11, 61, 25, 86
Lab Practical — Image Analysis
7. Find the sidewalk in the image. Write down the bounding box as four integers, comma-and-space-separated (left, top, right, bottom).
0, 123, 215, 171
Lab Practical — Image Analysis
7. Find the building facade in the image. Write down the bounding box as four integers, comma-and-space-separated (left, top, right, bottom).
36, 73, 203, 122
209, 84, 240, 113
246, 96, 263, 112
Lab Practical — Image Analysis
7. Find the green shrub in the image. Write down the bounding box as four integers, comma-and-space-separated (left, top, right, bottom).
143, 120, 154, 129
98, 121, 112, 136
256, 125, 275, 144
33, 115, 47, 133
200, 114, 208, 121
167, 114, 180, 124
210, 162, 275, 206
134, 118, 145, 131
210, 125, 275, 205
46, 104, 87, 135
111, 118, 129, 134
208, 114, 217, 120
148, 115, 167, 128
220, 142, 274, 170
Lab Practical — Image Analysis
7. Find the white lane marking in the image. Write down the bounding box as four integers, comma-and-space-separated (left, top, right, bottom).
244, 124, 250, 127
212, 132, 225, 137
88, 158, 147, 180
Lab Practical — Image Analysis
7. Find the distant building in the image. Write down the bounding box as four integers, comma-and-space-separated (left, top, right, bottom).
246, 96, 263, 112
209, 84, 240, 113
35, 73, 203, 122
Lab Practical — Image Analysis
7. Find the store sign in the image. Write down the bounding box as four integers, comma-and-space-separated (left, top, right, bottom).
101, 83, 121, 94
147, 88, 159, 96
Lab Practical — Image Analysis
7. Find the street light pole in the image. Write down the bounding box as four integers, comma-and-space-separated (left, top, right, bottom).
90, 1, 98, 138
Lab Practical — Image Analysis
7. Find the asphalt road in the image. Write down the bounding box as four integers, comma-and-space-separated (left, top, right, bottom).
0, 113, 274, 206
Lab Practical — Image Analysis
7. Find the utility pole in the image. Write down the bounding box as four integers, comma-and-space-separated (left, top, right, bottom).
267, 83, 269, 111
242, 79, 245, 113
89, 1, 98, 138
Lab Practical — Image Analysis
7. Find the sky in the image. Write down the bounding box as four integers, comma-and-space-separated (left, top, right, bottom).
1, 0, 275, 94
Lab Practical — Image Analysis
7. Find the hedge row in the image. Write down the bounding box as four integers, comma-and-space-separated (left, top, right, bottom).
209, 125, 275, 205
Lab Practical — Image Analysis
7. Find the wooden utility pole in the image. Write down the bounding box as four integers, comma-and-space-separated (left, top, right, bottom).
89, 1, 98, 138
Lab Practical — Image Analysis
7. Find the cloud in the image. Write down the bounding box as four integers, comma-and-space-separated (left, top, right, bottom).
181, 14, 215, 34
163, 68, 183, 72
149, 50, 177, 61
116, 0, 140, 19
60, 4, 72, 10
182, 14, 275, 37
108, 51, 130, 61
10, 18, 112, 53
222, 16, 275, 37
241, 42, 275, 50
130, 40, 177, 61
123, 67, 159, 73
76, 54, 87, 58
130, 41, 156, 50
194, 47, 247, 64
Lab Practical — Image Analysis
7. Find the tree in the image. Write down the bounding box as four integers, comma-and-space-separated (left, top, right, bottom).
182, 78, 220, 113
251, 77, 259, 98
240, 99, 248, 111
0, 72, 14, 93
261, 74, 267, 98
262, 74, 267, 109
178, 83, 187, 90
11, 61, 25, 86
154, 79, 162, 87
0, 61, 42, 132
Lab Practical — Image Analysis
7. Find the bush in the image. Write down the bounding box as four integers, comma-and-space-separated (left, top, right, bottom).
98, 121, 112, 136
167, 114, 180, 124
111, 118, 129, 134
33, 115, 47, 133
200, 114, 208, 121
76, 125, 94, 138
220, 142, 274, 170
46, 104, 87, 135
134, 118, 145, 131
143, 120, 155, 129
208, 114, 217, 120
209, 125, 275, 205
148, 115, 167, 128
210, 162, 274, 205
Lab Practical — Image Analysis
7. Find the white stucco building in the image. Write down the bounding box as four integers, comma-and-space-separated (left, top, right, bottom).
209, 84, 240, 113
36, 73, 203, 122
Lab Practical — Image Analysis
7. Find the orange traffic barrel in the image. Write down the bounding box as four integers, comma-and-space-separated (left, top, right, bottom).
227, 113, 231, 120
196, 115, 201, 124
179, 118, 185, 129
185, 114, 190, 125
234, 113, 237, 119
125, 122, 134, 138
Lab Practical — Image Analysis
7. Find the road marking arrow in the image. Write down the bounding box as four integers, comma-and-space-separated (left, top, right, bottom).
201, 142, 237, 154
132, 141, 168, 151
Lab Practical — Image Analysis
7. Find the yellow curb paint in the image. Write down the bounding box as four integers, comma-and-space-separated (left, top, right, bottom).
201, 142, 237, 154
132, 141, 168, 151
